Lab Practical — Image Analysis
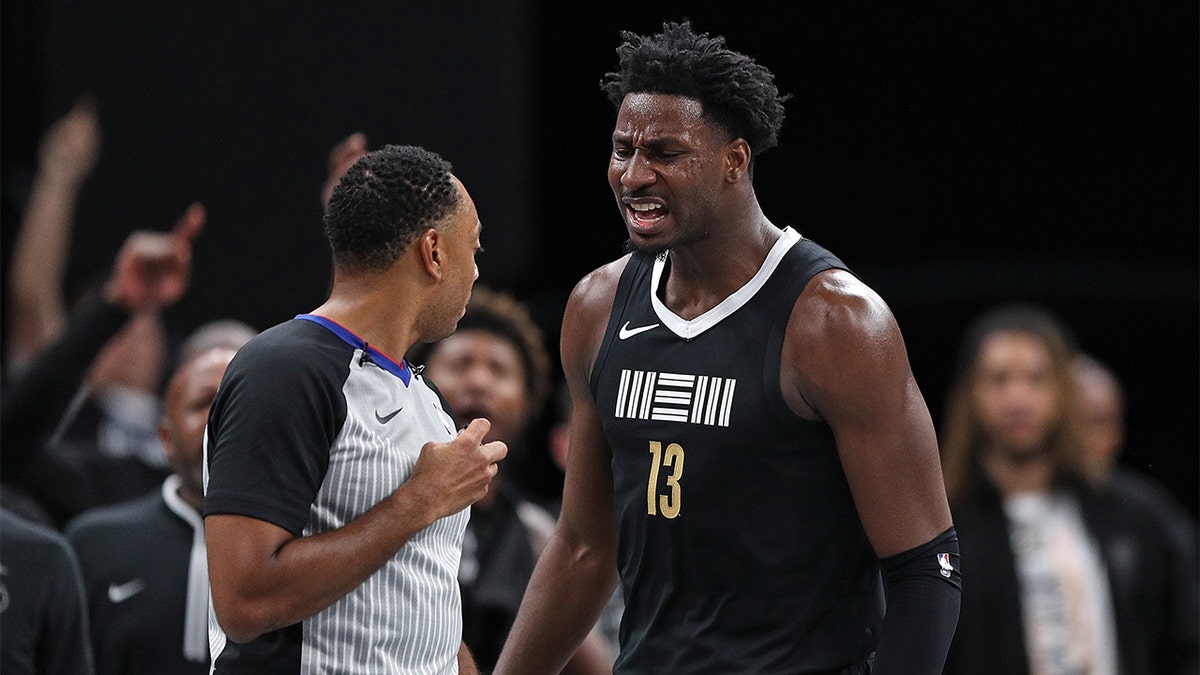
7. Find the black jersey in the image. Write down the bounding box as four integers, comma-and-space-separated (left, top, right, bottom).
65, 477, 209, 675
590, 228, 884, 674
0, 507, 95, 675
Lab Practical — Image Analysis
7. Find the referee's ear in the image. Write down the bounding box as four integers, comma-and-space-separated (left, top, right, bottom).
415, 227, 443, 280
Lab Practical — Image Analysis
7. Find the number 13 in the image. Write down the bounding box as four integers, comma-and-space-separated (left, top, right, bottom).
647, 441, 684, 518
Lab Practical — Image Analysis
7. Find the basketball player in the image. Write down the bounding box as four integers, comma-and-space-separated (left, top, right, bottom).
495, 20, 960, 675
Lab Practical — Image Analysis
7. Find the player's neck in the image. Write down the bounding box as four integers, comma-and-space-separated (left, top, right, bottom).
661, 211, 779, 320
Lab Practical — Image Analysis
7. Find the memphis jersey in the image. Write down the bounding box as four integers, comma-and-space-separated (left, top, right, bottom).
591, 227, 885, 674
203, 315, 467, 674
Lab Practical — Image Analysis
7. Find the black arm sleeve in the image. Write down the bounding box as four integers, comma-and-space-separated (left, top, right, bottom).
871, 526, 962, 674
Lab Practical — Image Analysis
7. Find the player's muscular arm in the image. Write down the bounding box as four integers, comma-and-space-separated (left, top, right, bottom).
494, 260, 626, 675
781, 269, 952, 557
206, 419, 506, 643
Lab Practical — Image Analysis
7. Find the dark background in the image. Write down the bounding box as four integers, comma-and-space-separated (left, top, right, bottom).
3, 2, 1196, 515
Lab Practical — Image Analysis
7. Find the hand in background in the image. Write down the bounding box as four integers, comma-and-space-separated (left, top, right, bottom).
38, 96, 101, 188
320, 131, 368, 208
104, 202, 205, 313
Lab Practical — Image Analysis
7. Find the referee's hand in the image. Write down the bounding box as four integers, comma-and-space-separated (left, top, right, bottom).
408, 418, 508, 522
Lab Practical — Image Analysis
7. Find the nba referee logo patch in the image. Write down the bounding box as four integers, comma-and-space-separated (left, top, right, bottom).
937, 553, 954, 578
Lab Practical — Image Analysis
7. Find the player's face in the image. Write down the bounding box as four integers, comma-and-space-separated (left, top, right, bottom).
424, 330, 528, 444
971, 332, 1061, 460
159, 347, 236, 498
608, 93, 733, 255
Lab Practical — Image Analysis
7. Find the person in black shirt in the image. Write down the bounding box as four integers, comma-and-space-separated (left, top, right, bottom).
66, 322, 255, 675
0, 506, 95, 675
495, 20, 960, 675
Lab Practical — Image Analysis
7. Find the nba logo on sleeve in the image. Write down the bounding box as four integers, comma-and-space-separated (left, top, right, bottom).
937, 553, 954, 578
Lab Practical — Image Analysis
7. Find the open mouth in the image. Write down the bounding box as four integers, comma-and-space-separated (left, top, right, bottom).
626, 201, 668, 232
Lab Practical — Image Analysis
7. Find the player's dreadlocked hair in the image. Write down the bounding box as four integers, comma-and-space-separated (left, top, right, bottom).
323, 144, 460, 273
600, 19, 790, 165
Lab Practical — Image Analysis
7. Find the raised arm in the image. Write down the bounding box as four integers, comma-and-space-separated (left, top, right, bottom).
493, 261, 626, 675
7, 98, 101, 372
782, 268, 959, 672
319, 131, 368, 208
205, 418, 507, 643
1, 205, 202, 477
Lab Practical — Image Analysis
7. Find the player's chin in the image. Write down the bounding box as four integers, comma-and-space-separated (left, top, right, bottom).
622, 235, 669, 257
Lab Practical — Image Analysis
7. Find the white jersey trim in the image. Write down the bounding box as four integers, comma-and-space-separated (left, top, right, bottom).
650, 227, 802, 340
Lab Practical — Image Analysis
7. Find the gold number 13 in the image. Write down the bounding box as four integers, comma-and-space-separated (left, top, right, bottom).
647, 441, 684, 518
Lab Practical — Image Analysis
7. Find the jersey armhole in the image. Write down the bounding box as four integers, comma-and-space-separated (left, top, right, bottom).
588, 255, 649, 400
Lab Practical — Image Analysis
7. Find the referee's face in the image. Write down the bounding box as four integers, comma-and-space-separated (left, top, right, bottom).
428, 178, 483, 341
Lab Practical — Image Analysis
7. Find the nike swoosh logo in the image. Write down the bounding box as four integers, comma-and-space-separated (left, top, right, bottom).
107, 579, 146, 604
618, 321, 660, 340
375, 407, 403, 424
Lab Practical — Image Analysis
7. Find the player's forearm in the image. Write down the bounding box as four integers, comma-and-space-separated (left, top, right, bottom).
494, 532, 619, 675
871, 527, 962, 674
561, 628, 617, 675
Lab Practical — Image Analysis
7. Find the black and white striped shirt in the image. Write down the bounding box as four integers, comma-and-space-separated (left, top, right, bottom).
204, 315, 467, 674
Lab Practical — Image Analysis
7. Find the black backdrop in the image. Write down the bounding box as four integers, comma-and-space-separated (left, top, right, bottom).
2, 2, 1196, 515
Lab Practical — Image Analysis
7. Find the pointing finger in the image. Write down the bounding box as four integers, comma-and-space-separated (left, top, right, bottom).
174, 202, 206, 242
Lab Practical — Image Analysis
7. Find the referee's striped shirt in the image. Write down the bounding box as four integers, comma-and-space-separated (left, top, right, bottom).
204, 315, 468, 674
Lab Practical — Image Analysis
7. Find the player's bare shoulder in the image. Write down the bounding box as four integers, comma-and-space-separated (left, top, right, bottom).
792, 269, 898, 344
561, 254, 634, 380
782, 268, 909, 418
566, 255, 631, 320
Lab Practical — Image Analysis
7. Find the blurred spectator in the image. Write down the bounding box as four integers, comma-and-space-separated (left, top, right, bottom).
1072, 352, 1199, 555
3, 97, 202, 527
1, 206, 203, 527
66, 323, 253, 675
0, 505, 96, 674
545, 381, 572, 505
940, 302, 1199, 675
409, 285, 615, 675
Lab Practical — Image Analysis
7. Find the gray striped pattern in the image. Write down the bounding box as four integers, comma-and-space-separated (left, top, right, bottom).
301, 351, 467, 674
